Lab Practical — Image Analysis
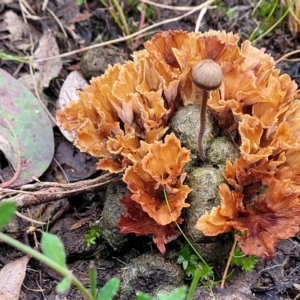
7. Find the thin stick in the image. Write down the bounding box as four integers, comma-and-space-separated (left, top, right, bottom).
275, 49, 300, 64
221, 239, 237, 288
1, 173, 122, 209
198, 90, 208, 161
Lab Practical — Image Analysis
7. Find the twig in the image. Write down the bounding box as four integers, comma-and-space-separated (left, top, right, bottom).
195, 5, 208, 32
0, 173, 122, 209
221, 239, 237, 288
275, 49, 300, 64
140, 0, 207, 11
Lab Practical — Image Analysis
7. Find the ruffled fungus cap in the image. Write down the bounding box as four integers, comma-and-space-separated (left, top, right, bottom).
57, 30, 300, 257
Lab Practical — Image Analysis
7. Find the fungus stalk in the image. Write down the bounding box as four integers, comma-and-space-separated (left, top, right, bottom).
192, 59, 223, 161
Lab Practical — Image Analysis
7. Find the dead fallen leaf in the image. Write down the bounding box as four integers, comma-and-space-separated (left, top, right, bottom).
41, 137, 98, 182
0, 255, 30, 300
58, 0, 80, 23
33, 29, 62, 88
3, 10, 40, 51
57, 70, 88, 109
0, 68, 54, 187
68, 13, 93, 24
294, 283, 300, 290
57, 70, 88, 142
70, 217, 90, 230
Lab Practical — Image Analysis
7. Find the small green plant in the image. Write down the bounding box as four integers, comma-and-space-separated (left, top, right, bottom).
214, 0, 236, 20
249, 0, 295, 43
100, 0, 131, 46
84, 225, 101, 248
132, 0, 154, 21
230, 246, 259, 271
177, 242, 212, 279
177, 242, 200, 277
98, 0, 154, 49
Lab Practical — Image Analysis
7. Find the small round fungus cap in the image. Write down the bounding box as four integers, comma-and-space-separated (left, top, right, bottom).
192, 59, 223, 91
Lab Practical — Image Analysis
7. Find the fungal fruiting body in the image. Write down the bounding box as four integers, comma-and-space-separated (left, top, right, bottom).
57, 30, 300, 258
192, 59, 223, 161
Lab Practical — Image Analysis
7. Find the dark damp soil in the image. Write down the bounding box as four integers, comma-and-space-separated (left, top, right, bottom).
1, 1, 300, 299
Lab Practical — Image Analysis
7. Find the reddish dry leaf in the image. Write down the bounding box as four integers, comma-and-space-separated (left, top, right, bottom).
197, 180, 300, 258
68, 13, 93, 24
118, 195, 180, 254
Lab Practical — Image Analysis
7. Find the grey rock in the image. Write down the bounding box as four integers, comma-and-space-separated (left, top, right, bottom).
119, 253, 185, 300
80, 46, 124, 79
184, 166, 224, 242
169, 105, 219, 163
100, 181, 130, 251
192, 240, 231, 263
207, 136, 240, 167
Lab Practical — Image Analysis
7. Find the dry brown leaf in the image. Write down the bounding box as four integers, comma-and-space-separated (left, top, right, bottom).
68, 13, 93, 24
3, 10, 40, 50
0, 255, 30, 300
57, 71, 88, 142
33, 29, 62, 88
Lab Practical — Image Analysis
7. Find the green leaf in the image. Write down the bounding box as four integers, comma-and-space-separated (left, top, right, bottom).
177, 255, 184, 264
197, 264, 214, 280
231, 246, 259, 271
41, 232, 66, 267
97, 278, 119, 300
0, 68, 54, 187
136, 293, 153, 300
157, 287, 187, 300
182, 260, 188, 270
56, 276, 72, 293
190, 255, 198, 265
240, 256, 259, 271
0, 202, 16, 229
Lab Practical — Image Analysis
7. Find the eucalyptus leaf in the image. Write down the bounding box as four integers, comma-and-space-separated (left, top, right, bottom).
0, 68, 54, 187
